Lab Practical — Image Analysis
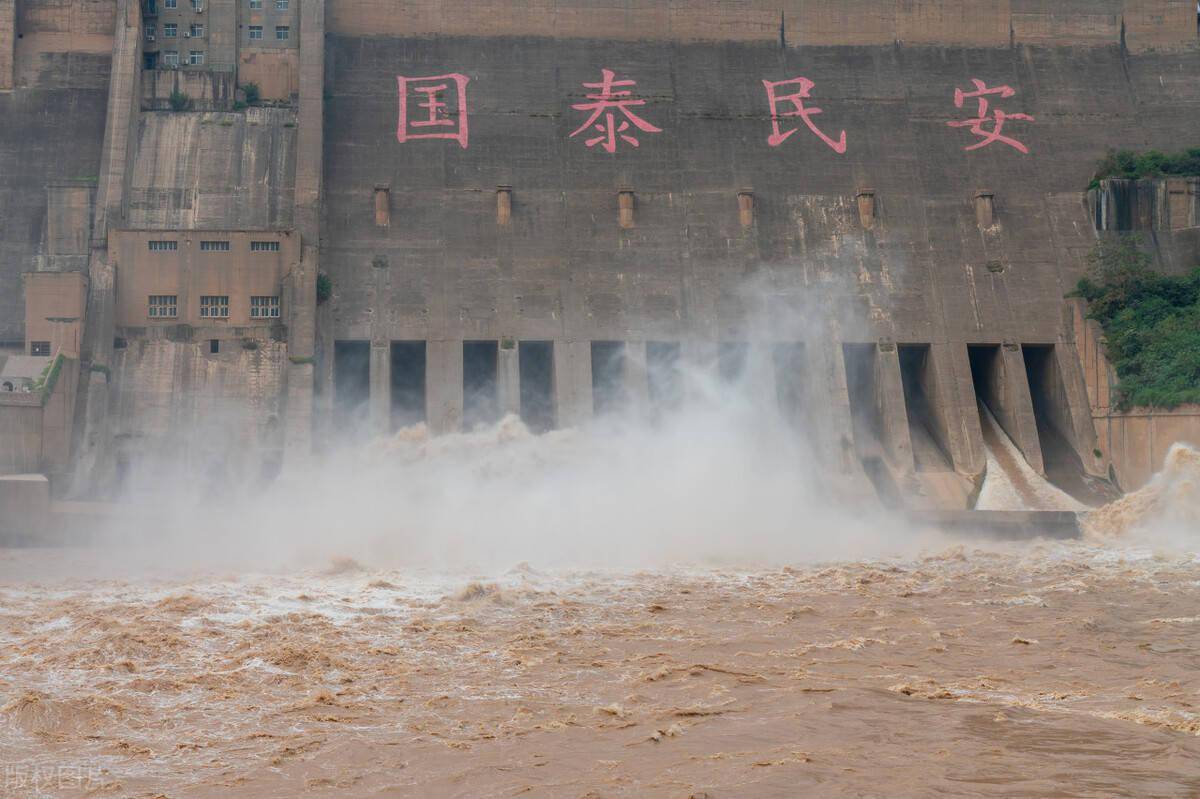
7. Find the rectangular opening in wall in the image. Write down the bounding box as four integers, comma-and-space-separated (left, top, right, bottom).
842, 343, 884, 459
518, 341, 555, 433
1023, 344, 1098, 504
772, 342, 810, 436
591, 341, 626, 416
967, 343, 1014, 445
209, 338, 219, 354
717, 341, 749, 384
390, 341, 426, 430
967, 345, 999, 410
463, 340, 499, 430
897, 344, 952, 471
333, 340, 370, 432
968, 342, 1050, 501
646, 341, 683, 421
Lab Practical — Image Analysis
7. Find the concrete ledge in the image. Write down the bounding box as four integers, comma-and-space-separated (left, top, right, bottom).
907, 509, 1080, 540
0, 473, 50, 542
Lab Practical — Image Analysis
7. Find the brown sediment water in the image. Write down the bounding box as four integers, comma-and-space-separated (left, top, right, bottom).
1, 540, 1198, 797
1083, 443, 1200, 540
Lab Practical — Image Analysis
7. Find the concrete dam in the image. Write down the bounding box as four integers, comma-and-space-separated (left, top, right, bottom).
7, 4, 1200, 796
2, 0, 1200, 522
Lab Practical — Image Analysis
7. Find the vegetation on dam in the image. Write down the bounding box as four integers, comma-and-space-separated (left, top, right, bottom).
1089, 147, 1200, 189
1074, 235, 1200, 410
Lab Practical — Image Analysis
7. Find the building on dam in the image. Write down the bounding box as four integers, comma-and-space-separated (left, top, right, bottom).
1, 0, 1199, 513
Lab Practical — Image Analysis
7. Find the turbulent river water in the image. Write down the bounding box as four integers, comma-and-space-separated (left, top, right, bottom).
2, 543, 1199, 796
2, 430, 1199, 797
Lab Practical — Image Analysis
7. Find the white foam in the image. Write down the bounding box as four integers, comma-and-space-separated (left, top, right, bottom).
975, 405, 1087, 512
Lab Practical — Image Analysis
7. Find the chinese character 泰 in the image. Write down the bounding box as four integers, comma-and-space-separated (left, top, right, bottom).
946, 79, 1033, 154
397, 73, 470, 149
762, 77, 846, 154
569, 69, 662, 153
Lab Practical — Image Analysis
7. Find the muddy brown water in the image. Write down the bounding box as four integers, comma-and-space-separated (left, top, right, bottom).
1, 541, 1198, 798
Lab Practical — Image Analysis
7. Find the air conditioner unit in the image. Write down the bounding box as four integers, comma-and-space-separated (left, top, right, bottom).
147, 32, 155, 41
183, 31, 190, 37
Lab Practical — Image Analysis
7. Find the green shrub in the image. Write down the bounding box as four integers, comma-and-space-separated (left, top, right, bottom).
1088, 146, 1200, 189
1071, 235, 1200, 410
168, 89, 192, 112
31, 353, 65, 406
316, 272, 333, 304
241, 82, 261, 106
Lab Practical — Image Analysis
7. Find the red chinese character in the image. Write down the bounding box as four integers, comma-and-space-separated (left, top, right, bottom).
569, 69, 662, 153
397, 73, 469, 149
762, 77, 846, 154
946, 79, 1033, 154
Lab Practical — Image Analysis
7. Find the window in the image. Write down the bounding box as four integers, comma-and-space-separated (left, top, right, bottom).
200, 240, 230, 251
274, 0, 287, 8
148, 240, 178, 251
189, 50, 204, 65
162, 50, 179, 67
145, 26, 155, 40
275, 25, 289, 40
189, 23, 204, 36
30, 341, 51, 356
164, 0, 176, 8
250, 296, 280, 318
248, 25, 263, 39
191, 0, 202, 9
200, 296, 229, 318
209, 339, 220, 354
249, 0, 261, 8
148, 295, 178, 318
250, 240, 280, 252
163, 23, 177, 36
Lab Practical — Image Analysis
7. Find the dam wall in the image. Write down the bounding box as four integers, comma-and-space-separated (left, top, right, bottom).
317, 4, 1198, 502
326, 0, 1196, 52
0, 0, 114, 343
125, 107, 297, 230
2, 0, 1198, 506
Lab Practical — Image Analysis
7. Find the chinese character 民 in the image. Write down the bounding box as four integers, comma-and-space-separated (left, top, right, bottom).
946, 79, 1033, 154
569, 69, 662, 153
762, 77, 846, 154
397, 73, 470, 149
